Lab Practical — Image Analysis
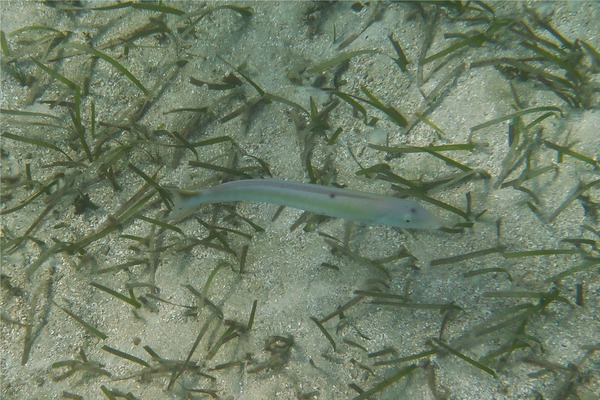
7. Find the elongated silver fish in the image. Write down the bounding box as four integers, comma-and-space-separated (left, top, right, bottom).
168, 179, 440, 229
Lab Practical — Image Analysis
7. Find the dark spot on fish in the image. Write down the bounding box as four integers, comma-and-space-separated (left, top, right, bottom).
330, 193, 335, 198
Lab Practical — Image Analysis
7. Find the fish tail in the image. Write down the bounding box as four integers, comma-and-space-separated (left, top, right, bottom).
166, 188, 201, 221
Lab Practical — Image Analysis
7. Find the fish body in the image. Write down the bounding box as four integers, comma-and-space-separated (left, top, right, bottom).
169, 179, 440, 229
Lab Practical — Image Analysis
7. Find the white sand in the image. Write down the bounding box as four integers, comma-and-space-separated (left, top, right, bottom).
1, 1, 598, 399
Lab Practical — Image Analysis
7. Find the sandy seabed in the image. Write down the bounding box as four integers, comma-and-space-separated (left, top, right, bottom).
1, 1, 599, 399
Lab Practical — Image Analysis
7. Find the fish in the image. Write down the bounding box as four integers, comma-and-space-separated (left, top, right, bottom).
168, 179, 441, 229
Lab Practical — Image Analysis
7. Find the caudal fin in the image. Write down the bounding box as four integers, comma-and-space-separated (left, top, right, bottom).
166, 188, 201, 221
